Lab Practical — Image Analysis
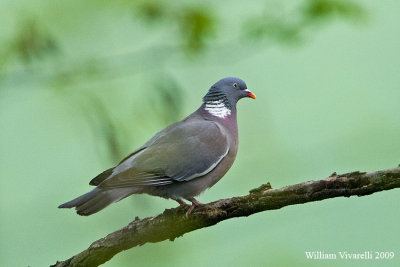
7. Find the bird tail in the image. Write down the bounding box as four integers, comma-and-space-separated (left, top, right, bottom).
58, 188, 135, 216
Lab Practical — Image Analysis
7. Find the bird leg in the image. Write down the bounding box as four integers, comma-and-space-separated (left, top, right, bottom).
185, 197, 204, 215
175, 199, 189, 209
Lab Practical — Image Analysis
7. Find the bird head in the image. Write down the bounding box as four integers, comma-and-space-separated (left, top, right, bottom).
203, 77, 256, 110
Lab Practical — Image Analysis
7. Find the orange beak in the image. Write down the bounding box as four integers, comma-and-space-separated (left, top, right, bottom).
245, 89, 256, 99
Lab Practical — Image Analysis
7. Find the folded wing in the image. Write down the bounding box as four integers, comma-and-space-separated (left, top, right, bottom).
97, 120, 229, 189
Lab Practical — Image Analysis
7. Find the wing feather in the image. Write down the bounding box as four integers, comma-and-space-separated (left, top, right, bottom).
98, 119, 229, 189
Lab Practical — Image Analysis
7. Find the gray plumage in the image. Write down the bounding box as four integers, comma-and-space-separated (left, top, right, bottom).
59, 77, 255, 215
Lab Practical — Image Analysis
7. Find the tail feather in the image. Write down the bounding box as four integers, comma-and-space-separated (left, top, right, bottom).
58, 188, 135, 216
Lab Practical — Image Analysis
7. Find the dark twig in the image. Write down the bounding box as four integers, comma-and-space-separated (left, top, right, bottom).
52, 167, 400, 267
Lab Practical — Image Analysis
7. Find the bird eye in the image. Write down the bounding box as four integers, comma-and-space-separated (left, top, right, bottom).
233, 83, 238, 88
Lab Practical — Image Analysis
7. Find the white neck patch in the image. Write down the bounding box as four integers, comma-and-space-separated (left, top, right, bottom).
204, 100, 231, 118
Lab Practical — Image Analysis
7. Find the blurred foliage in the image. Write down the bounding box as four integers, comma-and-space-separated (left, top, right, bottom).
134, 1, 215, 52
245, 0, 365, 43
0, 0, 365, 163
178, 7, 215, 53
135, 0, 167, 21
12, 19, 58, 62
304, 0, 365, 20
0, 18, 58, 69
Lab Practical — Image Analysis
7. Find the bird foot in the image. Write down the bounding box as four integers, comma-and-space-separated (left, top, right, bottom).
185, 198, 205, 216
175, 199, 189, 210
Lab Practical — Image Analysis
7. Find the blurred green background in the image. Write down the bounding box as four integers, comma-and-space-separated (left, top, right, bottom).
1, 0, 399, 266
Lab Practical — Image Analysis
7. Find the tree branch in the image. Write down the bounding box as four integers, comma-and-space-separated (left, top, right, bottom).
52, 166, 400, 267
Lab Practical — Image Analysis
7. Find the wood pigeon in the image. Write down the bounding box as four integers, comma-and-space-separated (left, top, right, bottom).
59, 77, 256, 215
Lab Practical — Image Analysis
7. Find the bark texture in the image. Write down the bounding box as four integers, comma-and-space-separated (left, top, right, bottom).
52, 167, 400, 267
